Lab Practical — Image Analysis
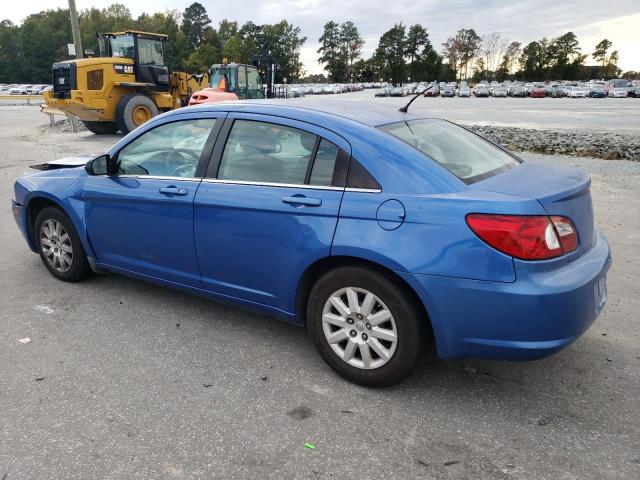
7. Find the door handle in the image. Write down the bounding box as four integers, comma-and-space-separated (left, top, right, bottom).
282, 196, 322, 207
159, 186, 188, 196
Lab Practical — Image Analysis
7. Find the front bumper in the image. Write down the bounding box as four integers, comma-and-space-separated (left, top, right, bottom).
403, 229, 612, 360
12, 199, 32, 247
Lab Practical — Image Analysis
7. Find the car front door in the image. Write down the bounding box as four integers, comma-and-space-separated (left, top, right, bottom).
83, 115, 222, 287
193, 113, 349, 315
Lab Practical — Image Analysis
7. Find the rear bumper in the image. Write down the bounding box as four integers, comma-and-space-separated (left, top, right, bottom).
403, 229, 612, 360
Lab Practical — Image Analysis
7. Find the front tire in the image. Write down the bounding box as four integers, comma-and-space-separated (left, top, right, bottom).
83, 121, 119, 134
115, 93, 159, 134
307, 266, 425, 387
35, 207, 90, 282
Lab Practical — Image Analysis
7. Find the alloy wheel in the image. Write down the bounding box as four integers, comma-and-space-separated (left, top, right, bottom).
322, 287, 398, 370
40, 219, 73, 273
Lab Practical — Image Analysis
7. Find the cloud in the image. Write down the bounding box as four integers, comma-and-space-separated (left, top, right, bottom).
4, 0, 639, 73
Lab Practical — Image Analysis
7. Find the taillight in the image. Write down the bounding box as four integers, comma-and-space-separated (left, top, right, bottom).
466, 214, 578, 260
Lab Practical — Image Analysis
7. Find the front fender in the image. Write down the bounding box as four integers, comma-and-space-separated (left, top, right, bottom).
16, 174, 96, 261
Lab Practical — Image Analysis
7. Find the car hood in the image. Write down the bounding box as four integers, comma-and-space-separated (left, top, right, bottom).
30, 153, 100, 171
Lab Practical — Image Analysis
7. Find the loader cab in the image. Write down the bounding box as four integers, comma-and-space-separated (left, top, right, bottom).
209, 63, 265, 99
99, 31, 170, 91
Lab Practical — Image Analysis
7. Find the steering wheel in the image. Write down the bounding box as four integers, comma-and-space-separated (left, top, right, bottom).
156, 149, 200, 177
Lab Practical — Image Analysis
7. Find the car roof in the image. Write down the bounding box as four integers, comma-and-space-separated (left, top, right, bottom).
178, 99, 425, 127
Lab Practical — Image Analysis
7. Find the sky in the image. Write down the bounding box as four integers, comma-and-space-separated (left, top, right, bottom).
4, 0, 640, 74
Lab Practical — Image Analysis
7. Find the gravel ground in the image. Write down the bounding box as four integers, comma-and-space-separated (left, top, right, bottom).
468, 125, 640, 160
1, 106, 639, 480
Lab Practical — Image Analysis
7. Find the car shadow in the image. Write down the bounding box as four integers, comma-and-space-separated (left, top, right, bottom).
32, 263, 617, 426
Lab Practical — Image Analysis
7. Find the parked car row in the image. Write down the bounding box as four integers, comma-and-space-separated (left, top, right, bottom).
374, 79, 640, 99
0, 83, 52, 95
274, 82, 389, 98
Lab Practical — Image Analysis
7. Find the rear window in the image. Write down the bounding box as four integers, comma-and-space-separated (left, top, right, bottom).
379, 119, 520, 184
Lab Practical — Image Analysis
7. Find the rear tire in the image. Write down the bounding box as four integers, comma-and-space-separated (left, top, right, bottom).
115, 93, 159, 134
307, 266, 425, 387
35, 207, 91, 282
83, 121, 119, 134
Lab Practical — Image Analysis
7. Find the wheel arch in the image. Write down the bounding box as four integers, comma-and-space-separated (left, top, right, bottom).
24, 194, 96, 260
295, 255, 435, 341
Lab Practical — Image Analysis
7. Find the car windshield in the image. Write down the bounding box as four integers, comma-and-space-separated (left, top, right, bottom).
379, 119, 520, 184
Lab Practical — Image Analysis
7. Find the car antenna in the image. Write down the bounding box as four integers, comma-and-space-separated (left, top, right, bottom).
399, 84, 433, 112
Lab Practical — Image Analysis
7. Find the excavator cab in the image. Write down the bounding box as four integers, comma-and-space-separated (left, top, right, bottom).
209, 63, 265, 99
98, 31, 170, 91
188, 62, 265, 105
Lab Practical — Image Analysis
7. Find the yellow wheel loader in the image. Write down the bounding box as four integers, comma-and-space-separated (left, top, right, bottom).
43, 31, 208, 134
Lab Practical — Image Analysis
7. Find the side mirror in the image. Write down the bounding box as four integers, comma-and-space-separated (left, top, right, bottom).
85, 154, 116, 176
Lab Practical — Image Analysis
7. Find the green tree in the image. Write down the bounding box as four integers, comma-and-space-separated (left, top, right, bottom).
456, 29, 481, 79
441, 36, 460, 80
375, 23, 407, 85
593, 39, 619, 78
318, 21, 363, 82
0, 20, 24, 82
547, 31, 583, 79
593, 39, 612, 68
222, 33, 256, 64
301, 73, 327, 83
188, 26, 222, 71
442, 29, 481, 80
405, 24, 428, 81
519, 40, 547, 80
262, 20, 306, 82
19, 9, 71, 82
340, 21, 364, 82
496, 41, 521, 81
181, 2, 211, 49
418, 44, 442, 81
218, 19, 238, 46
317, 21, 344, 82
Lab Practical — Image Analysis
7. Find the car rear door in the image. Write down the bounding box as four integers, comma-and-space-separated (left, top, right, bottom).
193, 113, 349, 315
83, 114, 223, 287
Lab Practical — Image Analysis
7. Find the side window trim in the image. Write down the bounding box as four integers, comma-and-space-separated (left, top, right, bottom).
205, 118, 234, 179
194, 117, 226, 177
303, 137, 321, 185
331, 148, 350, 188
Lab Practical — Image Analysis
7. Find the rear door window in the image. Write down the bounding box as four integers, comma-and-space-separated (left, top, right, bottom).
218, 120, 317, 184
380, 119, 520, 184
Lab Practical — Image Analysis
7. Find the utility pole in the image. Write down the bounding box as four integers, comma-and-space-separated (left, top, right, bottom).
68, 0, 83, 59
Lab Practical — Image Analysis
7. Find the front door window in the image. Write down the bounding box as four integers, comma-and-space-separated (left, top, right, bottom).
116, 119, 216, 178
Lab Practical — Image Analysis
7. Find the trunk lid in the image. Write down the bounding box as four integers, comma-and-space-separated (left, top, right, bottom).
473, 162, 594, 256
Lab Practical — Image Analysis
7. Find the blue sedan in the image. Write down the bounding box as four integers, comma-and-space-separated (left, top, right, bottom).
12, 102, 611, 386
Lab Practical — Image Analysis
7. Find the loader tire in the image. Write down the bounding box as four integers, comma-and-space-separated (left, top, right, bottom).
83, 121, 119, 135
115, 94, 159, 134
